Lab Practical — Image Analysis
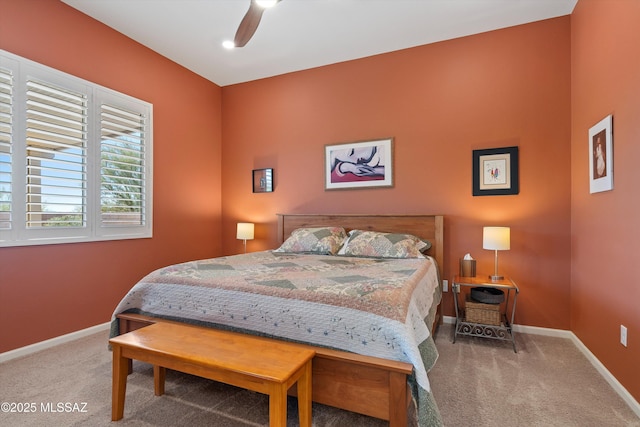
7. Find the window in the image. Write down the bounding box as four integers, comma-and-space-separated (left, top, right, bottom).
100, 104, 146, 228
0, 50, 153, 247
0, 66, 12, 231
25, 79, 87, 229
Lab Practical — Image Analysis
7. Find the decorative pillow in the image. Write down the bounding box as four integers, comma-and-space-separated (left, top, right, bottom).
273, 227, 347, 255
338, 230, 427, 259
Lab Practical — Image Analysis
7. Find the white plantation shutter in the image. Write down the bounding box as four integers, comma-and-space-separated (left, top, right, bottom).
0, 49, 152, 247
25, 79, 87, 228
100, 104, 146, 227
0, 67, 12, 231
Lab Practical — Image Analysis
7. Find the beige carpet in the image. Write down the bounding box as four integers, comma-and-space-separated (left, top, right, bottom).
429, 325, 639, 426
0, 324, 638, 426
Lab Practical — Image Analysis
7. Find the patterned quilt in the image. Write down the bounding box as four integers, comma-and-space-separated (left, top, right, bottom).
110, 251, 443, 426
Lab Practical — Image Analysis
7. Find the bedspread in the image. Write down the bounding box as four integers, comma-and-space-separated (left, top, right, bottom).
110, 251, 442, 426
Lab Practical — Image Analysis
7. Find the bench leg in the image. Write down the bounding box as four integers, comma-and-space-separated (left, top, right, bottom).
111, 345, 128, 421
154, 366, 166, 396
297, 360, 312, 427
268, 383, 287, 427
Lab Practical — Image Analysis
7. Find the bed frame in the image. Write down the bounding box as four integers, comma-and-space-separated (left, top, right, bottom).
118, 213, 444, 427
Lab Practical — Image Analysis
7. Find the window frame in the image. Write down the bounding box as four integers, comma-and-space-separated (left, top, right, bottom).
0, 49, 153, 247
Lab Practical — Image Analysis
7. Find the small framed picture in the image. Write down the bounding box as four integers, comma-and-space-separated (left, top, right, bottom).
252, 168, 273, 193
589, 115, 613, 194
325, 138, 393, 190
472, 146, 519, 196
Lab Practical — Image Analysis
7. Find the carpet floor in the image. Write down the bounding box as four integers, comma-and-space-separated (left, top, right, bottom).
1, 323, 638, 426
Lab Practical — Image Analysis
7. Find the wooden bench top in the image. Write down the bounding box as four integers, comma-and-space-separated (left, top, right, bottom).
110, 322, 315, 384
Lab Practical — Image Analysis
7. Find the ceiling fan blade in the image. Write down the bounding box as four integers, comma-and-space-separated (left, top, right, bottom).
233, 1, 265, 48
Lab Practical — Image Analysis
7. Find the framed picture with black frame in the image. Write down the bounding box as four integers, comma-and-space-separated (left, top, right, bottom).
472, 146, 519, 196
252, 168, 273, 193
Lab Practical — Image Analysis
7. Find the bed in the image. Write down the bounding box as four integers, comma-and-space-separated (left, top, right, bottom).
111, 213, 444, 427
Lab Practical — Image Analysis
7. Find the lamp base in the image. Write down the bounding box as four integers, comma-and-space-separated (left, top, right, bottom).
489, 274, 504, 282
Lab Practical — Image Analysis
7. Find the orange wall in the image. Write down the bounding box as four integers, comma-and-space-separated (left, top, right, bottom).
571, 0, 640, 401
0, 0, 223, 352
221, 17, 572, 329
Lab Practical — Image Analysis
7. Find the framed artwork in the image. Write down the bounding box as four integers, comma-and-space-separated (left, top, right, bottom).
252, 168, 273, 193
589, 115, 613, 194
472, 146, 519, 196
325, 138, 393, 190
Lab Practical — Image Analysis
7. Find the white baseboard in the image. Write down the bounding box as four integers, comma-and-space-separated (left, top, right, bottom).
569, 332, 640, 418
442, 315, 640, 418
442, 315, 456, 324
0, 321, 111, 364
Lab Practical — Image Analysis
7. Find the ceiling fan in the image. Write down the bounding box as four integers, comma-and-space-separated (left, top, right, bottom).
232, 0, 282, 48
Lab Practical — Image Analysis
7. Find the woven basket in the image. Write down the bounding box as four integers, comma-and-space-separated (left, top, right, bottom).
465, 295, 501, 326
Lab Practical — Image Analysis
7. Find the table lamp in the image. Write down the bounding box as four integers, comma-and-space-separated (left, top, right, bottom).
237, 222, 254, 253
483, 226, 510, 281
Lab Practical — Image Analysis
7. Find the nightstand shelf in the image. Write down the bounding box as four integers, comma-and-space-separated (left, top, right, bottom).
452, 275, 519, 352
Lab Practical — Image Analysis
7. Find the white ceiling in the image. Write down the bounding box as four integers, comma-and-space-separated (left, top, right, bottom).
62, 0, 578, 87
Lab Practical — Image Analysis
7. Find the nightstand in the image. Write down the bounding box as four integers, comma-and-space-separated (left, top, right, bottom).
452, 275, 519, 352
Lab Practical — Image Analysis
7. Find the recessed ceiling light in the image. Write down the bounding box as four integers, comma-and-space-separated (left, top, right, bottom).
222, 40, 235, 49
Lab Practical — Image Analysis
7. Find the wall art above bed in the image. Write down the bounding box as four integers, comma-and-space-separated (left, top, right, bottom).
324, 137, 394, 190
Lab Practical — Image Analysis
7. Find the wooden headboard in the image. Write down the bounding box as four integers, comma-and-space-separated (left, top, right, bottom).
276, 214, 444, 278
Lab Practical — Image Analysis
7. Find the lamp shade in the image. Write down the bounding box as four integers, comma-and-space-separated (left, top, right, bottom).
236, 223, 255, 240
483, 226, 510, 251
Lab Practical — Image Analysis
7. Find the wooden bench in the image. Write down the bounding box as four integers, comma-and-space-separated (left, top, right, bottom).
109, 322, 315, 426
117, 312, 414, 427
